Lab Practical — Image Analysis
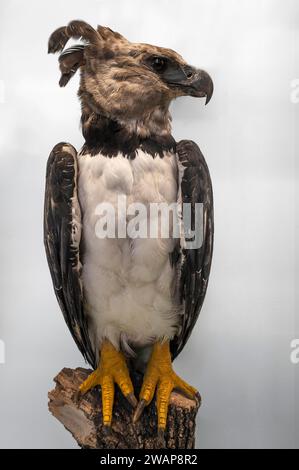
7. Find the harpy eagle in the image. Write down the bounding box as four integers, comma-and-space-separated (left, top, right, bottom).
44, 20, 214, 435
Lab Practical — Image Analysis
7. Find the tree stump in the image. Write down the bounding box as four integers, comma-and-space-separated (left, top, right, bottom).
48, 367, 200, 449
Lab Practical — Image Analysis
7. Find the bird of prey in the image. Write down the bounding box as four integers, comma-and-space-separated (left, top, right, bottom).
44, 20, 214, 435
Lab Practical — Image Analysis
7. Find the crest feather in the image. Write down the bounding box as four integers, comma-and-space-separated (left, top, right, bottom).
48, 20, 101, 54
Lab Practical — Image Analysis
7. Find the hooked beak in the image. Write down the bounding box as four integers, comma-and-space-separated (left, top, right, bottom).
153, 59, 214, 104
181, 67, 214, 104
165, 65, 213, 104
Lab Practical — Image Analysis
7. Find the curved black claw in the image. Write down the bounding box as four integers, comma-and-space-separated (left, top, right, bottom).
195, 391, 201, 407
126, 392, 138, 408
133, 399, 147, 423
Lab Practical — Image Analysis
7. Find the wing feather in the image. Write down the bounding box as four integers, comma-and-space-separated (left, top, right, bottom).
171, 140, 214, 359
44, 142, 96, 367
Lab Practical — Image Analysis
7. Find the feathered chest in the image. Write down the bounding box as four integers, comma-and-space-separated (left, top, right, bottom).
77, 149, 179, 224
76, 149, 180, 349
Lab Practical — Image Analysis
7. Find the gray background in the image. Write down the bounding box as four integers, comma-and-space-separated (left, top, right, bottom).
0, 0, 298, 449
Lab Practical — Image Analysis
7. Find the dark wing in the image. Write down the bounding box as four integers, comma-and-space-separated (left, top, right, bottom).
170, 140, 214, 360
44, 142, 96, 368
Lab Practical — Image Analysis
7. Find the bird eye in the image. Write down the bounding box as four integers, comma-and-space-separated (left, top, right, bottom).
152, 57, 167, 72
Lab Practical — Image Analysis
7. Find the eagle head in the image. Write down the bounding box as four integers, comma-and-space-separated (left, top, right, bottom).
48, 20, 213, 136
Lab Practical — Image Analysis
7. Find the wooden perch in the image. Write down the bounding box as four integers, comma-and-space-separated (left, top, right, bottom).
48, 367, 200, 449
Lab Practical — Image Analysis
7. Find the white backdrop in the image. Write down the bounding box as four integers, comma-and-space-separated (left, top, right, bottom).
0, 0, 298, 448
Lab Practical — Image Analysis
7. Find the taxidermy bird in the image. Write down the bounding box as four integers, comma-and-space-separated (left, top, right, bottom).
44, 20, 214, 436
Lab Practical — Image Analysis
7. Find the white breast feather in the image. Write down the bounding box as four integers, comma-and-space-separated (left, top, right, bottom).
77, 149, 181, 355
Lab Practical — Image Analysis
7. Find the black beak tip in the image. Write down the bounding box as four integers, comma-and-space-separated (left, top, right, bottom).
205, 79, 214, 105
205, 93, 212, 105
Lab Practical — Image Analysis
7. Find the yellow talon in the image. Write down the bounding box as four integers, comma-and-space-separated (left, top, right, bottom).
79, 340, 137, 426
134, 341, 198, 431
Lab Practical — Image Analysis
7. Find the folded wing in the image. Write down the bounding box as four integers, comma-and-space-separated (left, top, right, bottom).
170, 140, 214, 359
44, 143, 96, 367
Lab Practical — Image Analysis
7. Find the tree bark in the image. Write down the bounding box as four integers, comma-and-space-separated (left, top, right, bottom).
48, 367, 200, 449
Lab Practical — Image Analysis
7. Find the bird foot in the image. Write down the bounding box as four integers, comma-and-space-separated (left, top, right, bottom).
79, 340, 137, 426
133, 341, 198, 433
